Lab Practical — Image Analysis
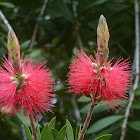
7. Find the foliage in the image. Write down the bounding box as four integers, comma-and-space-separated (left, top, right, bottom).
23, 117, 111, 140
0, 0, 138, 140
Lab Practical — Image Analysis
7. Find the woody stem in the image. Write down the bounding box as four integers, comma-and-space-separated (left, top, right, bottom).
79, 100, 95, 140
29, 114, 37, 140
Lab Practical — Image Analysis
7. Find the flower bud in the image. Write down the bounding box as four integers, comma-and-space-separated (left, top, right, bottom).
97, 15, 110, 66
7, 30, 22, 76
97, 15, 109, 52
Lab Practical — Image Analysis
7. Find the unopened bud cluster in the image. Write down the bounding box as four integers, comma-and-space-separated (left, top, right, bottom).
97, 15, 110, 66
7, 30, 22, 77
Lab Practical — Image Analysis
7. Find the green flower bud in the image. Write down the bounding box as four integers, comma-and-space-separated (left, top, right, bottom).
7, 30, 22, 76
97, 15, 109, 52
97, 15, 110, 66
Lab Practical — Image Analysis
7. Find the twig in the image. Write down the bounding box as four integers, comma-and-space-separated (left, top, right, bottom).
29, 0, 48, 49
29, 114, 37, 140
0, 9, 12, 30
120, 0, 139, 140
79, 100, 95, 140
72, 0, 83, 49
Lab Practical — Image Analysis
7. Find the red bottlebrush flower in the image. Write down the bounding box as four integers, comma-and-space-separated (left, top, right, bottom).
67, 49, 131, 108
0, 56, 54, 118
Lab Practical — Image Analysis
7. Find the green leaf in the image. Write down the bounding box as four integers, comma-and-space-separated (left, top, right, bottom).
23, 122, 33, 140
29, 49, 42, 58
93, 104, 112, 114
0, 23, 8, 32
49, 117, 56, 129
1, 2, 15, 8
87, 115, 124, 134
135, 88, 140, 96
75, 127, 78, 140
17, 113, 30, 126
41, 124, 49, 140
117, 43, 129, 56
131, 102, 140, 109
66, 119, 74, 140
77, 124, 82, 140
80, 0, 109, 11
80, 103, 91, 114
36, 122, 41, 140
5, 118, 21, 131
94, 124, 120, 139
128, 121, 140, 131
56, 125, 67, 140
21, 40, 30, 50
80, 101, 127, 114
52, 129, 59, 140
80, 103, 111, 114
48, 117, 56, 140
47, 0, 73, 22
95, 134, 112, 140
77, 96, 91, 102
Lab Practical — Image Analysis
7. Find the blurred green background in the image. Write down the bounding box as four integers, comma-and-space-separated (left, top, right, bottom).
0, 0, 139, 140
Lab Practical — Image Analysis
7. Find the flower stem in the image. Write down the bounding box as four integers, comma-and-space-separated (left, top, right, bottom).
79, 100, 95, 140
29, 114, 37, 140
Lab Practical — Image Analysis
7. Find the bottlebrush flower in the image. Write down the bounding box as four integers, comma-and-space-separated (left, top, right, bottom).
67, 49, 131, 108
0, 30, 54, 118
0, 56, 54, 117
67, 15, 131, 108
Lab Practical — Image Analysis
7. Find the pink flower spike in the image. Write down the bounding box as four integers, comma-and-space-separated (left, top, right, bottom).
0, 56, 55, 118
67, 49, 131, 109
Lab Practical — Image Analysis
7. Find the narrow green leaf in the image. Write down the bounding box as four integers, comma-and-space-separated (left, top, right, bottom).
47, 117, 56, 140
135, 88, 140, 96
80, 103, 111, 114
23, 122, 33, 140
93, 104, 111, 114
17, 113, 30, 126
80, 103, 91, 114
41, 124, 49, 140
87, 115, 124, 134
117, 43, 129, 56
66, 119, 74, 140
94, 124, 120, 139
75, 127, 78, 140
56, 125, 67, 140
80, 0, 108, 11
131, 102, 140, 109
49, 117, 56, 129
77, 124, 82, 140
77, 96, 91, 102
21, 40, 30, 50
81, 101, 127, 114
95, 134, 112, 140
51, 129, 58, 140
1, 2, 15, 8
5, 118, 21, 131
36, 122, 41, 140
40, 117, 56, 140
128, 121, 140, 131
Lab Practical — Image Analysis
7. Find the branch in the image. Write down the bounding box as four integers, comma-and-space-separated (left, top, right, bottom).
79, 100, 95, 140
29, 114, 37, 140
72, 0, 83, 49
120, 0, 139, 140
29, 0, 48, 49
0, 9, 12, 30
